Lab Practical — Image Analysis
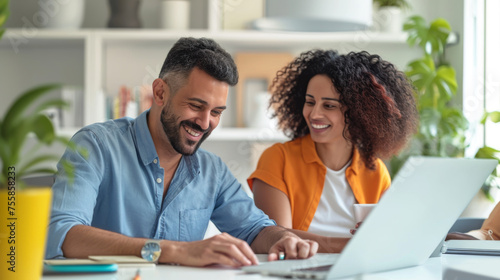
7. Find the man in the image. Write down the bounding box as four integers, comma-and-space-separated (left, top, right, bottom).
46, 37, 318, 267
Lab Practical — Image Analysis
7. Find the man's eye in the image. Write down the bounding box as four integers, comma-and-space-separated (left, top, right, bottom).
211, 110, 223, 117
190, 104, 202, 110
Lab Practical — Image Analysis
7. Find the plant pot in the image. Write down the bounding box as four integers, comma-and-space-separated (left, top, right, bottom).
373, 6, 403, 33
37, 0, 85, 29
0, 188, 52, 280
108, 0, 142, 28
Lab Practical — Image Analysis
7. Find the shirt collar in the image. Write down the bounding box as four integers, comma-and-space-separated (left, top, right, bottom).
134, 110, 158, 166
301, 133, 360, 175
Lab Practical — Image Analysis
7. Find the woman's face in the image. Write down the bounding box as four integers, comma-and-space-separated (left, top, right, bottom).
302, 74, 347, 145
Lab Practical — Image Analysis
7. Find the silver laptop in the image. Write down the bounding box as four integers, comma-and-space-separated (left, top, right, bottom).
243, 156, 497, 279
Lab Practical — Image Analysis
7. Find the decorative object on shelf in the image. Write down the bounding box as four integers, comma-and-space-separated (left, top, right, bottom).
59, 86, 84, 128
234, 52, 294, 127
247, 91, 276, 129
250, 0, 372, 32
36, 0, 85, 29
159, 0, 190, 30
372, 0, 410, 33
221, 0, 264, 30
108, 0, 142, 28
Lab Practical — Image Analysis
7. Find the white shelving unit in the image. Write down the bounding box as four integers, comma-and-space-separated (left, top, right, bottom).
2, 28, 410, 132
0, 0, 421, 190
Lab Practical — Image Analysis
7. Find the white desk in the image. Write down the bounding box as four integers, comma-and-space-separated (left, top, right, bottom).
43, 254, 500, 280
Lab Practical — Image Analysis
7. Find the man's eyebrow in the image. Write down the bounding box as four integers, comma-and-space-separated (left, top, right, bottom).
305, 94, 340, 102
188, 98, 226, 110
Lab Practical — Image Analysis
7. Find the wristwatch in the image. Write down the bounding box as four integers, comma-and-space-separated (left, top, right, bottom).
141, 240, 162, 263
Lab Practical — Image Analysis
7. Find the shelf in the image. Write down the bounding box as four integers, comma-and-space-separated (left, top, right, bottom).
1, 28, 408, 48
1, 29, 88, 49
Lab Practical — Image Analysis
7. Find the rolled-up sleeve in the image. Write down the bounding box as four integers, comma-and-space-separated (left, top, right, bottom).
210, 157, 276, 245
45, 129, 105, 259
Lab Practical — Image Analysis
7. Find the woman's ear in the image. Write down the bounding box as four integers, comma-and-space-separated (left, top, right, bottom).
152, 78, 169, 106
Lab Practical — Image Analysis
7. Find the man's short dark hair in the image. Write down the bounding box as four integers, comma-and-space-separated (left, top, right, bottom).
158, 37, 238, 93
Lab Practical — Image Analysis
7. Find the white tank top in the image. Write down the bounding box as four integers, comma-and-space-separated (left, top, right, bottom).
307, 162, 357, 237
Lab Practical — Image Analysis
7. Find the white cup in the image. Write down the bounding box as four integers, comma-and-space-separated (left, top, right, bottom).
160, 0, 190, 30
353, 204, 376, 223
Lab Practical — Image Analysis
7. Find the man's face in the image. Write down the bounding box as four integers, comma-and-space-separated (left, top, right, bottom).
160, 68, 228, 155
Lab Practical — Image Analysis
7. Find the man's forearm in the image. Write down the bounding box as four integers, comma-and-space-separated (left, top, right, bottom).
62, 225, 148, 258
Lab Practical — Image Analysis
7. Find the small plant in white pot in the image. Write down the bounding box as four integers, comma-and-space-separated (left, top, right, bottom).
373, 0, 411, 33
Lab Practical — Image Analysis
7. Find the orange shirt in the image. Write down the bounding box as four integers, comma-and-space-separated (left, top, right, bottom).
248, 134, 391, 231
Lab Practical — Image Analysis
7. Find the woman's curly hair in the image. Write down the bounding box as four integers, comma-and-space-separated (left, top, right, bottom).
270, 49, 418, 169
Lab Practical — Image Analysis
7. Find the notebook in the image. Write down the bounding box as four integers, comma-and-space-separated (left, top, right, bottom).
442, 240, 500, 256
242, 156, 497, 279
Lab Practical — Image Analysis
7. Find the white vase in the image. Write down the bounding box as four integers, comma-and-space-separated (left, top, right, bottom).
159, 0, 190, 30
37, 0, 85, 29
373, 6, 403, 33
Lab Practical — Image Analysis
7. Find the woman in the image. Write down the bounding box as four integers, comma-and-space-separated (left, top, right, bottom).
248, 50, 418, 239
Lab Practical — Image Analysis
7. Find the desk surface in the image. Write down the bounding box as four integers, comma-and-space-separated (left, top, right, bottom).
42, 254, 500, 280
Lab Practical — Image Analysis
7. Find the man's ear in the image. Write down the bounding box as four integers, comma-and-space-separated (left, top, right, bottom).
152, 78, 169, 106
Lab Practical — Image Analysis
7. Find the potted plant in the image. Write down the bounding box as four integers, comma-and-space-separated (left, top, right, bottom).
372, 0, 411, 33
391, 15, 500, 212
0, 0, 83, 279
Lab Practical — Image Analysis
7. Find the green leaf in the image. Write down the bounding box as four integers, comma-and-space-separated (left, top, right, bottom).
18, 168, 57, 180
1, 84, 60, 137
487, 111, 500, 123
18, 154, 60, 175
475, 146, 500, 162
403, 16, 451, 57
35, 99, 69, 114
32, 114, 56, 144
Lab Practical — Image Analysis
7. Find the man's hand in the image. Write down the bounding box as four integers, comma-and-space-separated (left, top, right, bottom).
163, 233, 259, 267
267, 235, 318, 261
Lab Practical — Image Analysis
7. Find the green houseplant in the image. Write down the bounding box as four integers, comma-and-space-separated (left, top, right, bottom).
373, 0, 410, 9
391, 15, 500, 200
0, 0, 83, 279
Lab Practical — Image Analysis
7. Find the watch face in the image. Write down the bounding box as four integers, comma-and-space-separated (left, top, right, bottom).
141, 241, 161, 262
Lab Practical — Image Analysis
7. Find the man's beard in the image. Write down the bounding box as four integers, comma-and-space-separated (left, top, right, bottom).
160, 105, 211, 156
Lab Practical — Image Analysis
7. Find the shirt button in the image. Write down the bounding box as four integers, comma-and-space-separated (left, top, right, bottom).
153, 159, 158, 164
156, 178, 162, 184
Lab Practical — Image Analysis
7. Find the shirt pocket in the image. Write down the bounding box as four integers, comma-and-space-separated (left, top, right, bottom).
179, 208, 212, 241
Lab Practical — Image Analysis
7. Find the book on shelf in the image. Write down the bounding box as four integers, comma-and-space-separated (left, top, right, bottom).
107, 85, 153, 120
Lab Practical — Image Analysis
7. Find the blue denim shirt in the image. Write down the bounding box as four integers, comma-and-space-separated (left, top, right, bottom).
46, 110, 275, 259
